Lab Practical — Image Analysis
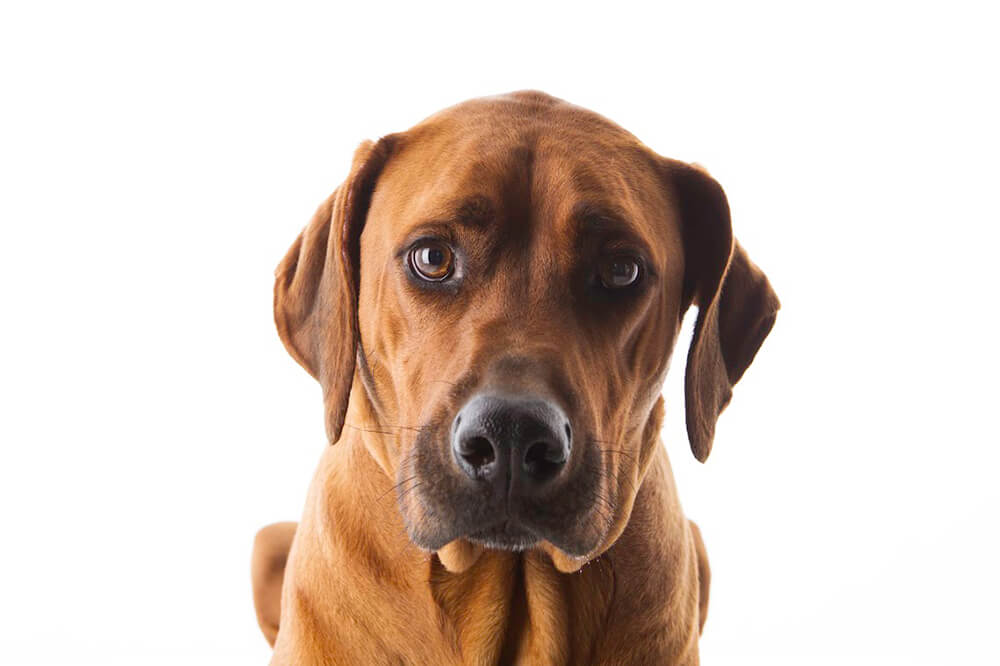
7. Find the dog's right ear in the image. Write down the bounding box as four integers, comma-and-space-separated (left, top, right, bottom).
274, 137, 396, 444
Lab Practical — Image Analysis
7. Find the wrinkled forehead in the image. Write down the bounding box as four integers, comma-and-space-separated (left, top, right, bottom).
368, 100, 676, 260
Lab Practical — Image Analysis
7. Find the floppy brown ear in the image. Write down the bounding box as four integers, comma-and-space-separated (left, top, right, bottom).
667, 162, 780, 462
274, 137, 395, 443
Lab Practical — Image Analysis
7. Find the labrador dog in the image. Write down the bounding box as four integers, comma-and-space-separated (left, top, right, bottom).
252, 91, 779, 665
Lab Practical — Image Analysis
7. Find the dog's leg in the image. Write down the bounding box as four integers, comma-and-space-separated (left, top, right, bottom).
688, 520, 711, 633
252, 522, 297, 646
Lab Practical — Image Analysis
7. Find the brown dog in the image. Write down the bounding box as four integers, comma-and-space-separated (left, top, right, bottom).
252, 91, 779, 665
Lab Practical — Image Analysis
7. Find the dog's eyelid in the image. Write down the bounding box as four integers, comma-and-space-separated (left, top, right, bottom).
395, 228, 459, 259
600, 239, 646, 256
404, 209, 493, 238
597, 241, 656, 277
574, 206, 653, 255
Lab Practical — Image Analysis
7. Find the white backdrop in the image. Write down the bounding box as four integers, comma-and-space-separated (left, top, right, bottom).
2, 1, 997, 664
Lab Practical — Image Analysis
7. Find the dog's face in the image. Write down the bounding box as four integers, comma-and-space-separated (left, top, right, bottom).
274, 92, 778, 571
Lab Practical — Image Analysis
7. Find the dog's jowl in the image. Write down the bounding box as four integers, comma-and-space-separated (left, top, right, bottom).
252, 91, 779, 665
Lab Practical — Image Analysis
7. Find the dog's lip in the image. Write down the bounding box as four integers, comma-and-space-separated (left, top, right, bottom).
411, 511, 598, 558
465, 519, 539, 551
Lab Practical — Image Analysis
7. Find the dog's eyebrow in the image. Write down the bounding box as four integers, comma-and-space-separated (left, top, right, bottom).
445, 195, 496, 229
572, 202, 635, 236
405, 197, 494, 242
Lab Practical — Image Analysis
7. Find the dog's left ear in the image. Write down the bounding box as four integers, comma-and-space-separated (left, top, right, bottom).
274, 137, 396, 443
664, 161, 781, 462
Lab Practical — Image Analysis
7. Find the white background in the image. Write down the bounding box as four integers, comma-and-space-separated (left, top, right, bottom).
2, 1, 997, 664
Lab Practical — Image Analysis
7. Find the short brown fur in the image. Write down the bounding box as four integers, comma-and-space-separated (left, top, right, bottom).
253, 91, 778, 665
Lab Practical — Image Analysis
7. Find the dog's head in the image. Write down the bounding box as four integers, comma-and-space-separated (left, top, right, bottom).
274, 92, 779, 572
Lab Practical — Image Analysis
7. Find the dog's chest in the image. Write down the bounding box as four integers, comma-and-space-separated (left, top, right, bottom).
428, 551, 615, 665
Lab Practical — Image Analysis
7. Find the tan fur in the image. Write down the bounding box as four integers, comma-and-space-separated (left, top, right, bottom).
252, 522, 296, 646
253, 91, 778, 664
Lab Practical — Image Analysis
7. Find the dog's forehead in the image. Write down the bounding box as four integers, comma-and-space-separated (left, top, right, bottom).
370, 93, 674, 252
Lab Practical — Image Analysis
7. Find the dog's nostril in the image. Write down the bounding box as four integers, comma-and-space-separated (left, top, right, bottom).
453, 395, 570, 486
460, 436, 495, 469
523, 440, 566, 482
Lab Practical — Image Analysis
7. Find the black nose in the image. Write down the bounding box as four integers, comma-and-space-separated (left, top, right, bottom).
452, 394, 571, 486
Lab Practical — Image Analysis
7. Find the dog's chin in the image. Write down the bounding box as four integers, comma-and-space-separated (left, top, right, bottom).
466, 520, 539, 552
400, 479, 609, 571
405, 520, 537, 554
408, 516, 598, 555
433, 522, 539, 574
432, 534, 598, 576
410, 516, 603, 576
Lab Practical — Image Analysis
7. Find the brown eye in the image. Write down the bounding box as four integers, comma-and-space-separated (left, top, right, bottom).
409, 241, 454, 281
598, 254, 641, 288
